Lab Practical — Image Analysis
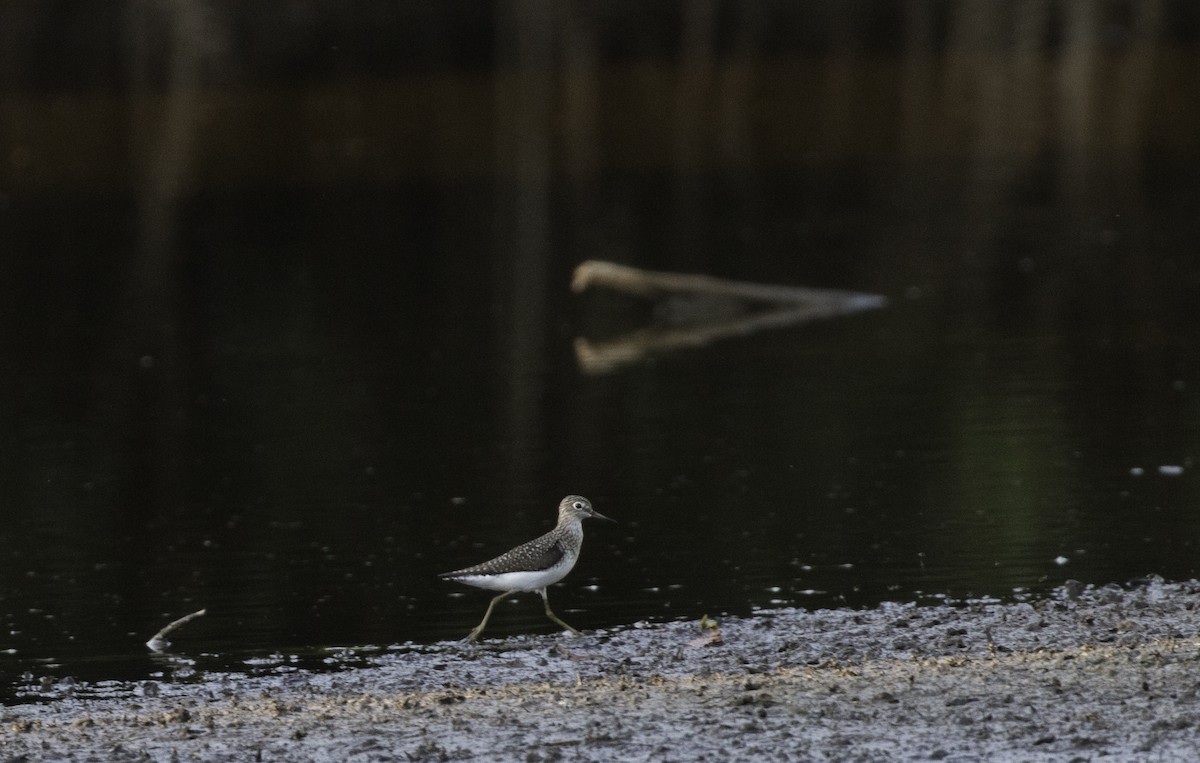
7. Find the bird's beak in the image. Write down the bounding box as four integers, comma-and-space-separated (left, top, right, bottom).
590, 509, 617, 523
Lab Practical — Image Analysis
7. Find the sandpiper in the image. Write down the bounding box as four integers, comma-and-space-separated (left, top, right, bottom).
440, 495, 614, 642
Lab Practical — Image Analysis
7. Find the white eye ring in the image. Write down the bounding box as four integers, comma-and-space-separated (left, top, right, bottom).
573, 501, 586, 510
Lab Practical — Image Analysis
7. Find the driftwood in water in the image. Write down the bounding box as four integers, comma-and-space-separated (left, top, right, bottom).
571, 260, 887, 374
572, 260, 886, 310
146, 608, 207, 652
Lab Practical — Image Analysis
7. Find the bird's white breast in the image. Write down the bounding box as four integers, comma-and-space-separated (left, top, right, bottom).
454, 564, 572, 592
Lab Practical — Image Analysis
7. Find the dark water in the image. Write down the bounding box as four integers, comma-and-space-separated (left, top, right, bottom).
3, 2, 1200, 702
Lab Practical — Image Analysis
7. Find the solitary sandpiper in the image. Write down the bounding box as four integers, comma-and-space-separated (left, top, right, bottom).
440, 495, 614, 642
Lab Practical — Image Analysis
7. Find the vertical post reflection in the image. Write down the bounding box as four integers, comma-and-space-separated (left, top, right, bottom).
494, 0, 555, 502
112, 0, 212, 503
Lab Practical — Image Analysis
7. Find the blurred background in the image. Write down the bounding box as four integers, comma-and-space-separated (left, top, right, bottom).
2, 0, 1200, 698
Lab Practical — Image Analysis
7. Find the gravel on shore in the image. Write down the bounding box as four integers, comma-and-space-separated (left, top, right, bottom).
4, 578, 1200, 762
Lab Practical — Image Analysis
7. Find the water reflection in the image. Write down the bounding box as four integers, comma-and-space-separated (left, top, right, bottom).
2, 1, 1199, 699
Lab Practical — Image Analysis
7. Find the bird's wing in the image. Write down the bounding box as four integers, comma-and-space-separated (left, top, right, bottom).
440, 532, 567, 577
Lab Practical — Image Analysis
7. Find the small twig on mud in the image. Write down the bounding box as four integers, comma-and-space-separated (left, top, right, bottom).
687, 615, 724, 648
556, 643, 605, 660
146, 608, 207, 652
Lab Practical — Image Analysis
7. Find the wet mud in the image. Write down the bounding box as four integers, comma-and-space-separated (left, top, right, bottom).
4, 578, 1200, 761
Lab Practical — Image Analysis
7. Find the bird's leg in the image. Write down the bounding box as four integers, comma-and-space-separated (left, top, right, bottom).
539, 588, 581, 636
466, 591, 514, 642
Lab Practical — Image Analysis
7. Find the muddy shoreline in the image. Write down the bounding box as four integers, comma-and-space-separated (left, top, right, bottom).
5, 578, 1200, 761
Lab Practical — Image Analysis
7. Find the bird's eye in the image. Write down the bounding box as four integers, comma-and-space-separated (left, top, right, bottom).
573, 501, 585, 510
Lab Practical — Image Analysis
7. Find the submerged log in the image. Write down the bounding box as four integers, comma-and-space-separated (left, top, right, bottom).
571, 260, 888, 374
